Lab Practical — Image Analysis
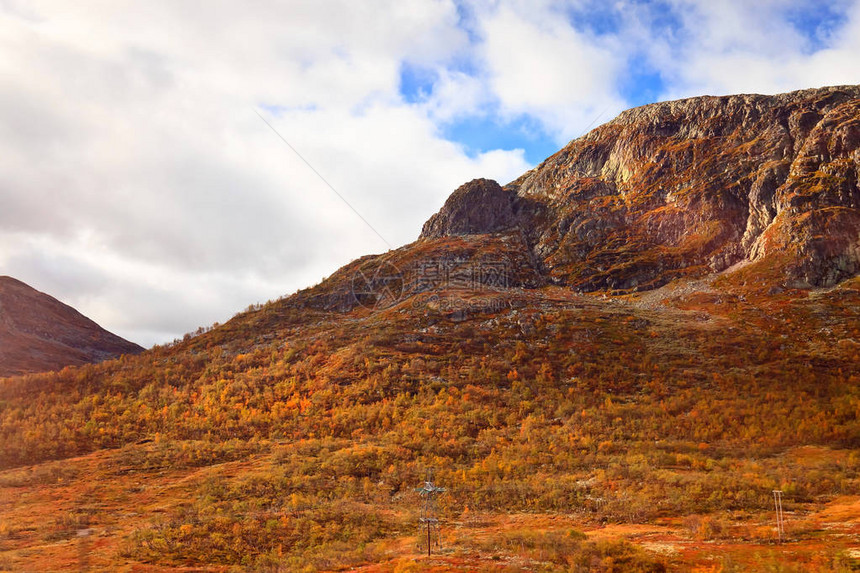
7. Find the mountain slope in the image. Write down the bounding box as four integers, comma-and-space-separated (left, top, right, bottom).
0, 87, 858, 571
0, 276, 143, 377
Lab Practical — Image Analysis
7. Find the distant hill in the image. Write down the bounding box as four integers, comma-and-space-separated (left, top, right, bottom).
0, 276, 143, 377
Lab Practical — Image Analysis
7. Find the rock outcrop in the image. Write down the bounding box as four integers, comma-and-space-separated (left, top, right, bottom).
421, 85, 860, 291
420, 178, 521, 238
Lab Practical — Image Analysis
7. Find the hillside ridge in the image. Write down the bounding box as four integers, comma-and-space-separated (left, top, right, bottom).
0, 276, 143, 377
421, 85, 860, 293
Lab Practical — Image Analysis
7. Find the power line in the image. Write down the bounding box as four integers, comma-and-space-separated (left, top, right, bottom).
254, 109, 393, 250
579, 105, 611, 138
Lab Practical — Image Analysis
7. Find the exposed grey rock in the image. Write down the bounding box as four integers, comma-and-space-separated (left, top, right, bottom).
422, 85, 860, 291
420, 178, 521, 238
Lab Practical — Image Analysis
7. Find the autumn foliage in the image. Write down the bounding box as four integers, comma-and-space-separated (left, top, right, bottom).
1, 276, 859, 570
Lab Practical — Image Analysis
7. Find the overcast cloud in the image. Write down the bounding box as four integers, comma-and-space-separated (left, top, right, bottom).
1, 0, 858, 346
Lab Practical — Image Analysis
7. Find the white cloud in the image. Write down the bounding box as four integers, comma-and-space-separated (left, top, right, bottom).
654, 0, 860, 97
475, 2, 627, 142
0, 0, 531, 347
422, 69, 491, 123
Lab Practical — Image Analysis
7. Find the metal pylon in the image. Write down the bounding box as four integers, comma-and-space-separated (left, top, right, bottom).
417, 468, 446, 556
773, 490, 785, 542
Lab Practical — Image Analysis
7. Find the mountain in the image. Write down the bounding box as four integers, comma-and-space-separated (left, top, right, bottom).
423, 85, 860, 291
296, 86, 860, 316
0, 276, 143, 377
0, 87, 858, 572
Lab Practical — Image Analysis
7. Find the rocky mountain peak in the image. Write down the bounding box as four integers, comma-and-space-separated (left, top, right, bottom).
421, 85, 860, 292
420, 178, 520, 238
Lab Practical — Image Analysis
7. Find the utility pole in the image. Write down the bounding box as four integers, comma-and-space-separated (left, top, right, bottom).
417, 468, 446, 556
772, 490, 785, 543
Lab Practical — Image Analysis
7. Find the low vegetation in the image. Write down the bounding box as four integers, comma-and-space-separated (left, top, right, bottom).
1, 277, 859, 570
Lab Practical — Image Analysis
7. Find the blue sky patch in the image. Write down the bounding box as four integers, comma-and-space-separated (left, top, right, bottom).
453, 0, 482, 43
442, 113, 560, 165
565, 1, 622, 36
786, 1, 850, 53
643, 0, 685, 40
399, 62, 437, 104
620, 53, 666, 108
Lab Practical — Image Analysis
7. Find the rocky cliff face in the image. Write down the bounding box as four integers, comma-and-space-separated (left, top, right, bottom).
422, 85, 860, 292
0, 276, 143, 377
420, 178, 547, 238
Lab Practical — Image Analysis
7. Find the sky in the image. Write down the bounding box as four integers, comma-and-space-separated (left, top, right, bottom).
1, 0, 859, 347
